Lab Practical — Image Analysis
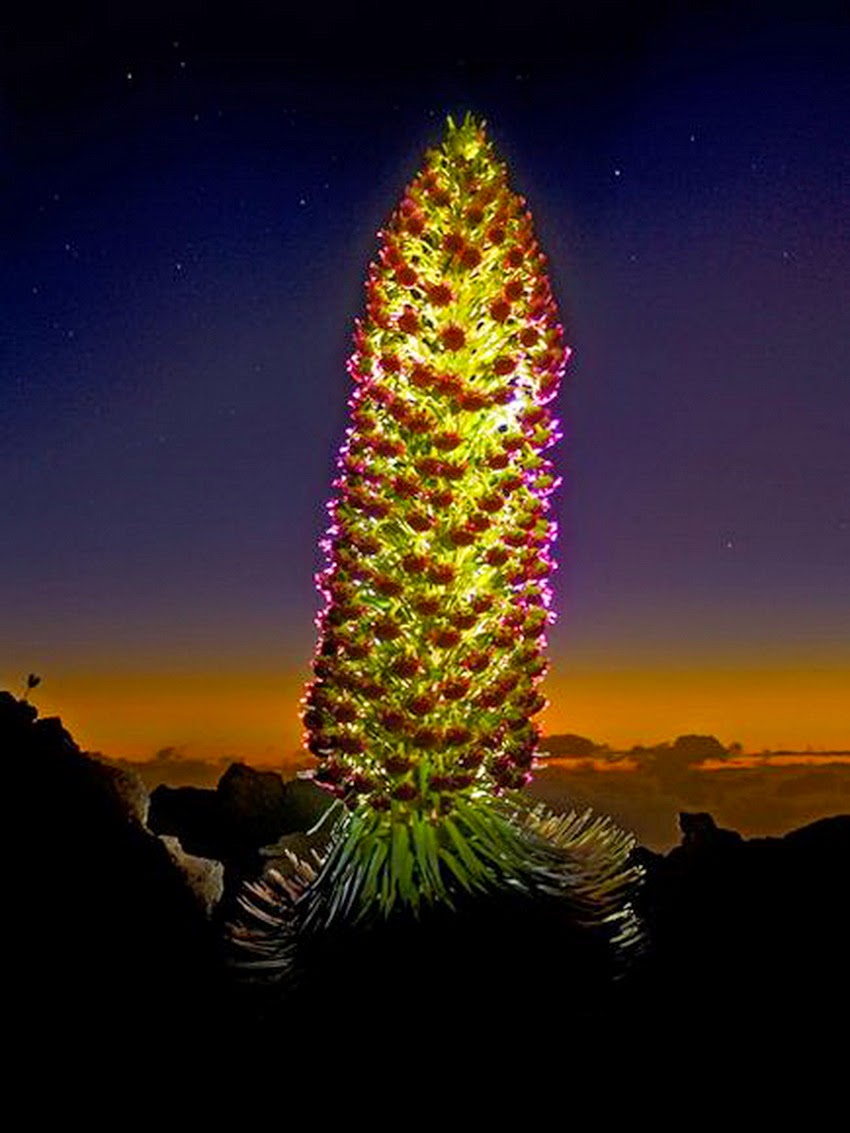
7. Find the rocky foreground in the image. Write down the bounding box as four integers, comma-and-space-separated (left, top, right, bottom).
4, 690, 847, 1071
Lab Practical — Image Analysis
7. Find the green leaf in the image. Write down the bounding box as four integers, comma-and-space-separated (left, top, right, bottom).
360, 837, 389, 905
442, 816, 493, 883
437, 847, 475, 895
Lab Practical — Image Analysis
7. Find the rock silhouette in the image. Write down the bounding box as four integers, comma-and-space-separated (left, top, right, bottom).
3, 690, 846, 1061
2, 690, 224, 1056
628, 810, 850, 1038
149, 763, 329, 919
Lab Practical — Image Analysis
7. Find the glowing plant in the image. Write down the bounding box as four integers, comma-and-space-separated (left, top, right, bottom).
306, 113, 563, 813
234, 116, 641, 969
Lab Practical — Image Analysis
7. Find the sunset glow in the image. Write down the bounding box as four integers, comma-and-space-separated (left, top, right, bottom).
14, 658, 847, 767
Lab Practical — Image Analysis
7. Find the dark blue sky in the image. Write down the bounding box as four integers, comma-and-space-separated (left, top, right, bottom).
2, 2, 848, 752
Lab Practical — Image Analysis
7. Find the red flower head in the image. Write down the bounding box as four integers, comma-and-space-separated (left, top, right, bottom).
457, 389, 490, 411
401, 552, 429, 574
332, 701, 358, 724
459, 245, 482, 269
359, 679, 384, 699
395, 265, 418, 287
374, 575, 403, 597
485, 546, 510, 567
390, 654, 420, 678
380, 709, 408, 733
410, 363, 436, 389
441, 460, 467, 481
408, 693, 436, 717
500, 472, 524, 492
416, 456, 443, 478
427, 562, 456, 585
434, 372, 463, 398
440, 324, 466, 352
478, 492, 505, 513
442, 677, 471, 701
427, 282, 454, 307
433, 627, 461, 649
385, 754, 413, 774
397, 306, 419, 335
413, 727, 439, 749
467, 513, 491, 533
407, 510, 434, 532
429, 775, 453, 793
427, 487, 454, 509
449, 526, 477, 547
434, 431, 462, 452
391, 782, 418, 802
463, 650, 491, 673
412, 596, 441, 617
344, 641, 369, 660
373, 617, 402, 640
445, 726, 472, 747
452, 611, 478, 630
490, 298, 511, 323
337, 735, 365, 755
392, 475, 419, 498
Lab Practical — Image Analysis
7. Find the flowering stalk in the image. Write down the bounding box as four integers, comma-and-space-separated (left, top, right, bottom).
299, 113, 601, 918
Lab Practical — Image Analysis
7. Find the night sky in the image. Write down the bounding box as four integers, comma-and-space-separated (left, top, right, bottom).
3, 2, 848, 772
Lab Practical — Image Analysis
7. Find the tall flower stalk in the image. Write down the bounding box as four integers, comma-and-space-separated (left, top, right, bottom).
234, 115, 641, 957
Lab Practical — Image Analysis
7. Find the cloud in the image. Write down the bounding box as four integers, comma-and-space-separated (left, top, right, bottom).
530, 756, 850, 851
91, 748, 238, 790
89, 728, 849, 850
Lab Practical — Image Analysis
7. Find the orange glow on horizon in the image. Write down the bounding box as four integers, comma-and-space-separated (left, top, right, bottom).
5, 658, 847, 765
539, 663, 850, 754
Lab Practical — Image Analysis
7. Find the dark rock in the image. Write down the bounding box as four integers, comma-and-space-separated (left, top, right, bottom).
149, 762, 332, 918
674, 810, 744, 853
5, 688, 846, 1064
626, 809, 850, 1042
2, 691, 226, 1053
